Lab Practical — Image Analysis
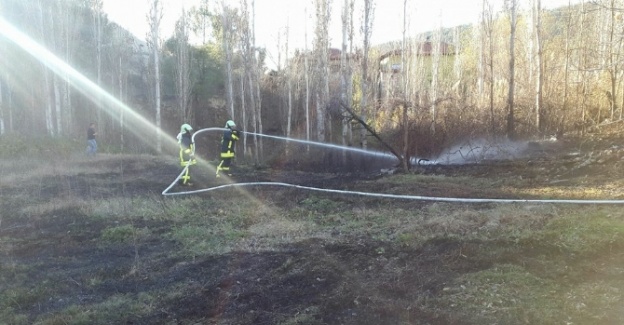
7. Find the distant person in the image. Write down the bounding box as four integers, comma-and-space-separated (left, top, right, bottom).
216, 120, 240, 177
86, 122, 97, 157
177, 123, 196, 185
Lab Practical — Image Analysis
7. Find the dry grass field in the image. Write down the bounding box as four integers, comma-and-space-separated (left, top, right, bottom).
1, 129, 624, 324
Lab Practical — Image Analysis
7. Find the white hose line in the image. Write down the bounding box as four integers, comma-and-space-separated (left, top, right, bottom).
161, 127, 223, 194
162, 181, 624, 204
162, 127, 624, 204
161, 165, 190, 195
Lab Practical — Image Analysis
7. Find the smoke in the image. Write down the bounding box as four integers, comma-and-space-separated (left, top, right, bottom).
431, 138, 535, 165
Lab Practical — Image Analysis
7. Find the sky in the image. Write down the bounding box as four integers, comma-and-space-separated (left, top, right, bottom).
103, 0, 578, 69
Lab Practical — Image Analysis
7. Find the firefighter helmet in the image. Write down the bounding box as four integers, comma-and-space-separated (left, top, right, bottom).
180, 123, 193, 133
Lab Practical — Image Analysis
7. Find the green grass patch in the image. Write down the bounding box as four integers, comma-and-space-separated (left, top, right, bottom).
0, 135, 80, 160
299, 196, 345, 214
169, 223, 247, 258
100, 224, 150, 244
35, 293, 154, 325
437, 263, 561, 324
562, 279, 624, 323
0, 307, 29, 325
526, 208, 624, 256
0, 281, 55, 318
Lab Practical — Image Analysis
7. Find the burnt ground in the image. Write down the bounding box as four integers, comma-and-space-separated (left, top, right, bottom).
2, 127, 624, 324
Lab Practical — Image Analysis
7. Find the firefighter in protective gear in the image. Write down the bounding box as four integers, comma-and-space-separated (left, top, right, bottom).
216, 120, 240, 177
177, 123, 196, 185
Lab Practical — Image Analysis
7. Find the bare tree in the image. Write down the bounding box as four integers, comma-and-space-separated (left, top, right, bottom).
175, 7, 193, 123
118, 54, 125, 152
285, 25, 293, 141
62, 0, 79, 136
430, 23, 442, 134
0, 76, 4, 135
2, 73, 13, 133
401, 0, 409, 170
92, 0, 103, 136
252, 0, 264, 160
37, 0, 54, 136
239, 74, 247, 155
534, 0, 544, 133
221, 1, 235, 119
604, 0, 622, 120
452, 26, 463, 99
579, 0, 589, 133
246, 0, 259, 162
479, 0, 496, 135
304, 7, 311, 144
313, 0, 331, 142
148, 0, 163, 153
198, 0, 211, 44
50, 3, 62, 136
506, 0, 518, 139
359, 0, 373, 148
240, 0, 262, 162
340, 0, 354, 160
558, 0, 575, 136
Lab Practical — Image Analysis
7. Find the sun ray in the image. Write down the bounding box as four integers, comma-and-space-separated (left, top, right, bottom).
0, 17, 178, 152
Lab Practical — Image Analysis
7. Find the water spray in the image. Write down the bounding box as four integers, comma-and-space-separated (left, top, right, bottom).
163, 127, 624, 205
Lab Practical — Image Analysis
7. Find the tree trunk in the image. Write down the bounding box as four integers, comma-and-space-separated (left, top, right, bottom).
535, 0, 544, 134
402, 102, 409, 171
431, 25, 442, 134
313, 0, 330, 143
304, 9, 311, 146
222, 2, 235, 119
38, 0, 54, 136
119, 56, 125, 152
54, 75, 62, 135
453, 26, 463, 98
481, 0, 495, 135
401, 0, 409, 167
150, 0, 162, 153
607, 0, 618, 120
0, 76, 4, 135
506, 0, 517, 139
286, 30, 293, 142
247, 72, 258, 162
562, 0, 572, 136
240, 76, 247, 158
488, 6, 495, 136
62, 0, 74, 136
176, 7, 193, 123
6, 74, 13, 132
580, 0, 588, 134
93, 0, 103, 136
478, 0, 487, 109
340, 0, 350, 162
253, 0, 263, 160
360, 0, 373, 149
50, 3, 62, 136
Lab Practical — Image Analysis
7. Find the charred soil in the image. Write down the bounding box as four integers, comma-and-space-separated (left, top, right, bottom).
2, 128, 624, 324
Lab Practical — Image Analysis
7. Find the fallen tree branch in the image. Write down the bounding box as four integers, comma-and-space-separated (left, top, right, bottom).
339, 101, 405, 168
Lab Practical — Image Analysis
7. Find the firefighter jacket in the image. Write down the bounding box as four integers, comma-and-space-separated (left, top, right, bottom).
220, 129, 239, 158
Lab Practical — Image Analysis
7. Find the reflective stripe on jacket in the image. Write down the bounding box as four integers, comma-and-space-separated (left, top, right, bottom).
220, 129, 239, 158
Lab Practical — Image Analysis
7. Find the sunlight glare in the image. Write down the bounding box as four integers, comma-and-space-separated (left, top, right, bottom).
0, 17, 179, 152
